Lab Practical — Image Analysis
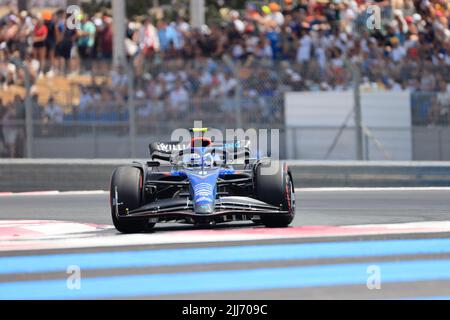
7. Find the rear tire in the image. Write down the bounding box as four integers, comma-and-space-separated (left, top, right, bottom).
110, 166, 154, 233
255, 161, 296, 227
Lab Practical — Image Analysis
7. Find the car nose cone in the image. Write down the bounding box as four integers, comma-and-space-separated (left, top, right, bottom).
194, 202, 214, 214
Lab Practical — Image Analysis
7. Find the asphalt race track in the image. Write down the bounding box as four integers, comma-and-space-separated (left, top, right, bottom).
3, 189, 450, 226
1, 188, 450, 299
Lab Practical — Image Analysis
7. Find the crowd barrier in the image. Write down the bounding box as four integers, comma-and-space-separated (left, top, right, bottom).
2, 159, 450, 192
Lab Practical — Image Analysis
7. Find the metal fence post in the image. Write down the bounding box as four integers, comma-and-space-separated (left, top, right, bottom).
222, 55, 242, 129
112, 0, 126, 67
92, 121, 99, 158
364, 132, 369, 160
235, 80, 242, 130
23, 64, 33, 158
292, 127, 298, 159
12, 58, 33, 158
127, 60, 137, 158
352, 62, 363, 160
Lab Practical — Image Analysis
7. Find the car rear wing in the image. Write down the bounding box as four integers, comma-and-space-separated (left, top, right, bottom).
149, 140, 251, 163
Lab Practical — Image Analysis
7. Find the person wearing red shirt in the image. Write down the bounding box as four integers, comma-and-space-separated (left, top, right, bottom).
33, 16, 48, 77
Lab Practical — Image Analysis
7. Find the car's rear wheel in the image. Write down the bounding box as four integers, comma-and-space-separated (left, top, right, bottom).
110, 166, 154, 233
255, 161, 296, 227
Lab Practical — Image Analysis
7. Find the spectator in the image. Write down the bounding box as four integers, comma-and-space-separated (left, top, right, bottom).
31, 93, 42, 120
32, 14, 48, 77
98, 15, 113, 70
166, 21, 184, 51
296, 30, 313, 71
16, 11, 32, 60
79, 86, 93, 112
138, 17, 160, 57
44, 96, 63, 124
168, 81, 189, 119
12, 94, 25, 120
111, 64, 128, 97
220, 71, 238, 98
53, 9, 66, 73
3, 14, 20, 52
269, 2, 284, 27
55, 19, 77, 75
77, 14, 96, 72
438, 80, 450, 107
1, 103, 19, 157
43, 10, 56, 76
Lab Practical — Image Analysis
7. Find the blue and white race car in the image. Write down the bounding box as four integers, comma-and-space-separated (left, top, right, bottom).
110, 129, 296, 233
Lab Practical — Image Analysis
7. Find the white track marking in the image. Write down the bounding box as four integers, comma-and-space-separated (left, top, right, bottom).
21, 222, 106, 235
0, 190, 108, 197
59, 190, 108, 195
348, 220, 450, 230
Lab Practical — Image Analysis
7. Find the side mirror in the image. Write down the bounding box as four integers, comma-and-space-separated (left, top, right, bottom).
146, 161, 160, 167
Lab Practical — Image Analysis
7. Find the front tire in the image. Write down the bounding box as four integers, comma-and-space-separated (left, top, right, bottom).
255, 161, 296, 227
110, 166, 153, 233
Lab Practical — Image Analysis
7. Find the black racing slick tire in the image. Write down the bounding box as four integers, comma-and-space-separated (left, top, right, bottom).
255, 161, 296, 227
110, 166, 154, 233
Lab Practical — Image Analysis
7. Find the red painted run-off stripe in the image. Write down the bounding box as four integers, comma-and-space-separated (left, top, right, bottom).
0, 220, 109, 240
2, 220, 450, 252
0, 227, 42, 238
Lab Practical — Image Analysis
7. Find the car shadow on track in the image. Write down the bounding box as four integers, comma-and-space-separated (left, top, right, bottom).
148, 220, 262, 233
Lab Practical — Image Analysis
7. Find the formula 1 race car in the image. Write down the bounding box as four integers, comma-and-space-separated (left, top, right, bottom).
110, 128, 296, 233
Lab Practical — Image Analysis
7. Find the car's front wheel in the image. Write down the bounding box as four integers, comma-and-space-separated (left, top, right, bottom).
110, 166, 154, 233
255, 161, 296, 227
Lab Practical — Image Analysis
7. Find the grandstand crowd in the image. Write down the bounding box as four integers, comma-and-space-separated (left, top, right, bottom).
0, 0, 449, 156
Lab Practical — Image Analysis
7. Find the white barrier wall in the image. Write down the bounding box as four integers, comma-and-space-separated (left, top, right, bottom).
284, 91, 412, 160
